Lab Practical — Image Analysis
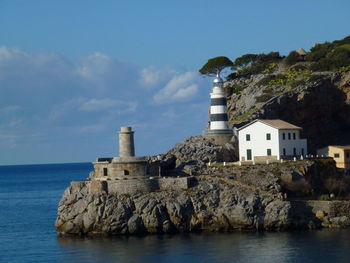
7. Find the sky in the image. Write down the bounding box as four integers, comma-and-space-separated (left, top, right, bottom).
0, 0, 349, 165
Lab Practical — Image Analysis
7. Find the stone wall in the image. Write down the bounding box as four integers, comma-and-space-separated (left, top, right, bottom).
254, 156, 278, 163
89, 181, 107, 195
93, 162, 148, 179
87, 177, 194, 195
107, 179, 158, 195
158, 177, 193, 191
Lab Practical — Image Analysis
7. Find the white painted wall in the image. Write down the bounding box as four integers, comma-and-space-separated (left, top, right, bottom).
278, 130, 307, 157
238, 121, 280, 161
238, 121, 308, 161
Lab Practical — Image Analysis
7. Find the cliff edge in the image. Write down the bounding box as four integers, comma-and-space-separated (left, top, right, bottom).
56, 154, 350, 235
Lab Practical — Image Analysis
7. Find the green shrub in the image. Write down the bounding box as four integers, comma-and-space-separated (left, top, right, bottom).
290, 79, 305, 88
318, 194, 330, 200
256, 94, 273, 103
290, 63, 310, 71
340, 64, 350, 72
306, 36, 350, 71
231, 107, 256, 121
307, 74, 324, 83
263, 87, 274, 94
262, 63, 278, 74
284, 51, 301, 66
257, 75, 277, 86
234, 52, 284, 76
232, 85, 246, 95
267, 74, 288, 86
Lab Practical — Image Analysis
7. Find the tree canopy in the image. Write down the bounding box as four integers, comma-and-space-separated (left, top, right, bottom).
199, 56, 233, 76
231, 54, 258, 71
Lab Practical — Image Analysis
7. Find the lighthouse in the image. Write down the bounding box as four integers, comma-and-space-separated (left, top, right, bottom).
203, 74, 233, 144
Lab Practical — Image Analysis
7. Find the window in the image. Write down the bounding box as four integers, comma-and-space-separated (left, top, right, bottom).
266, 133, 271, 140
293, 148, 296, 156
103, 168, 108, 176
283, 133, 285, 140
267, 149, 272, 156
246, 134, 251, 141
288, 133, 291, 140
346, 152, 350, 158
283, 148, 286, 155
247, 149, 252, 161
334, 153, 340, 158
293, 133, 296, 140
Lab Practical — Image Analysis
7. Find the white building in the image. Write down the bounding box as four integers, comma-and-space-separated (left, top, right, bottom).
237, 119, 307, 162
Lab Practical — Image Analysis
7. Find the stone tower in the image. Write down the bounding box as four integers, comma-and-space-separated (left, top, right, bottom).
119, 126, 135, 157
203, 74, 233, 144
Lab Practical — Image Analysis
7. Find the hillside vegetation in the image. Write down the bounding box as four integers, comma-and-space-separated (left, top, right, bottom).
200, 36, 350, 153
227, 35, 350, 80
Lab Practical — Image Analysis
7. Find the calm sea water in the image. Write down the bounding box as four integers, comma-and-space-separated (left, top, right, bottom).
1, 163, 350, 263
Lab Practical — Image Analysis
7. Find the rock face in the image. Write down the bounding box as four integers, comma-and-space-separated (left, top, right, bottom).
56, 177, 285, 235
226, 71, 350, 153
56, 160, 350, 235
154, 136, 237, 175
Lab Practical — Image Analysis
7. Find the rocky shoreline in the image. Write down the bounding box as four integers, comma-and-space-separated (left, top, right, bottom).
56, 159, 350, 236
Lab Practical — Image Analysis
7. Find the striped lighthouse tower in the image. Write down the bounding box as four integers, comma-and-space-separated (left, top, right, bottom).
203, 74, 233, 144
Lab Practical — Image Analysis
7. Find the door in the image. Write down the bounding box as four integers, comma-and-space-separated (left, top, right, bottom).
247, 149, 252, 161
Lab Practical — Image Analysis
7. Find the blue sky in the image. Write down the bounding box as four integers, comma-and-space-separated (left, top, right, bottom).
0, 0, 349, 165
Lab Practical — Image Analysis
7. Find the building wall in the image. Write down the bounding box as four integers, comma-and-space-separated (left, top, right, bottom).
158, 177, 191, 190
107, 179, 158, 195
238, 122, 308, 161
87, 177, 193, 195
93, 162, 148, 179
238, 121, 280, 161
317, 146, 350, 170
278, 129, 307, 158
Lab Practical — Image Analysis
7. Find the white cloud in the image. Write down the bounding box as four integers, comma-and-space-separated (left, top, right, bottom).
172, 84, 198, 100
79, 98, 138, 113
76, 52, 112, 79
153, 71, 199, 104
139, 67, 176, 88
75, 52, 138, 92
0, 46, 209, 164
79, 98, 120, 111
78, 123, 106, 133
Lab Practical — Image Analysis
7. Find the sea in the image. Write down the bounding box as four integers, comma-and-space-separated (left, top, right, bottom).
1, 162, 350, 263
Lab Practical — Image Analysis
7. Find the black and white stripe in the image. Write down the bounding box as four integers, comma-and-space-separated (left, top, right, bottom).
210, 98, 227, 106
208, 77, 231, 132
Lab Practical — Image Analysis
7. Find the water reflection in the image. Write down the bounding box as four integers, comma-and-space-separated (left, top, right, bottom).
57, 229, 350, 263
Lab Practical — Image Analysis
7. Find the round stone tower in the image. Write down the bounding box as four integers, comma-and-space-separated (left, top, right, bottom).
119, 126, 135, 157
203, 74, 233, 145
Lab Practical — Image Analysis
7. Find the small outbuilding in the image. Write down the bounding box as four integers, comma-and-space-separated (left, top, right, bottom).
237, 119, 308, 162
296, 48, 307, 60
317, 145, 350, 171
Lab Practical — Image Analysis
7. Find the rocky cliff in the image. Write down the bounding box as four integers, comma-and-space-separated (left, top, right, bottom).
56, 158, 350, 235
153, 136, 237, 176
226, 71, 350, 153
